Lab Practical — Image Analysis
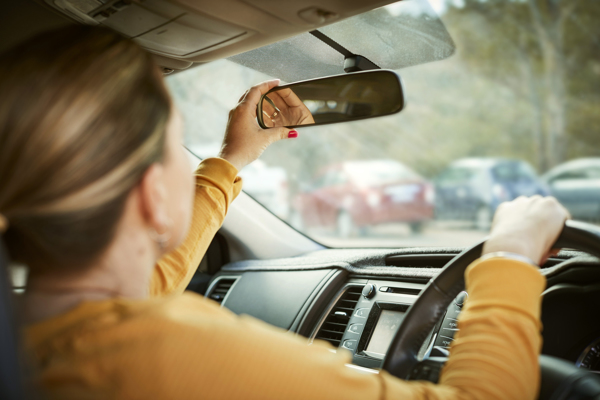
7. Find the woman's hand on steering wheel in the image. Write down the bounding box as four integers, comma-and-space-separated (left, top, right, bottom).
218, 80, 298, 171
483, 196, 571, 265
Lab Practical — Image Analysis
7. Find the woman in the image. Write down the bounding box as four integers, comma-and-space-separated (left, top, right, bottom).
0, 26, 568, 399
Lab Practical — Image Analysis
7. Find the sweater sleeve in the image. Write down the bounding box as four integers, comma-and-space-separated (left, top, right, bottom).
379, 257, 546, 399
141, 258, 545, 400
149, 157, 242, 297
26, 258, 546, 399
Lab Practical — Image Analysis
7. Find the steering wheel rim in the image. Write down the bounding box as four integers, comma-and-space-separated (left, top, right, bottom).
382, 220, 600, 395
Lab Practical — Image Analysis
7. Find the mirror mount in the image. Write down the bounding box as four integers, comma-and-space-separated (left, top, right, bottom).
343, 55, 380, 73
309, 30, 381, 73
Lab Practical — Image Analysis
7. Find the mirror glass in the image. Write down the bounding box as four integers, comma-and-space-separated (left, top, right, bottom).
257, 70, 404, 129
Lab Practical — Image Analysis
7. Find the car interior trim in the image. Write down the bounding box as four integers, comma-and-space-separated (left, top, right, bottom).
221, 247, 587, 279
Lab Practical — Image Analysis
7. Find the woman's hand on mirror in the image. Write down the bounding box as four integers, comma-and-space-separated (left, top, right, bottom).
261, 89, 315, 128
482, 196, 571, 266
219, 80, 298, 171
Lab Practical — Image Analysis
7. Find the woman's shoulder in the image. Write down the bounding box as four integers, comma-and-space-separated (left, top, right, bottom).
23, 292, 232, 355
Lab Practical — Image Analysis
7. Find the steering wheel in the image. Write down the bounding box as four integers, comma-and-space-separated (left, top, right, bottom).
382, 220, 600, 399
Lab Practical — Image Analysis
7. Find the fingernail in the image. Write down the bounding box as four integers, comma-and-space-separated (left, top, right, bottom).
288, 130, 298, 139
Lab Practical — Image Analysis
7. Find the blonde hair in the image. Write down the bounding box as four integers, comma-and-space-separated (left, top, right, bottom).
0, 26, 171, 270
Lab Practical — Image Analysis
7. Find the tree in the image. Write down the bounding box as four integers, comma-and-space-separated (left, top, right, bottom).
445, 0, 600, 171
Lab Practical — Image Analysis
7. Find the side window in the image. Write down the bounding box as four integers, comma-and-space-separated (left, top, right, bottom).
313, 170, 341, 188
312, 173, 328, 189
587, 167, 600, 179
437, 167, 476, 184
553, 167, 599, 182
323, 170, 347, 187
516, 163, 538, 181
492, 164, 518, 182
493, 163, 536, 182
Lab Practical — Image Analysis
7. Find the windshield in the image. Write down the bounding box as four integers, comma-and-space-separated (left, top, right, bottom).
168, 0, 600, 248
228, 0, 455, 82
345, 161, 421, 187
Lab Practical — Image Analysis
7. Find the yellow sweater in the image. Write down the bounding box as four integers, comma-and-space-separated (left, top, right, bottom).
24, 158, 546, 400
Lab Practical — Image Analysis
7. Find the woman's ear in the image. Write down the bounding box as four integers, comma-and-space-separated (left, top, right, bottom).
138, 163, 170, 232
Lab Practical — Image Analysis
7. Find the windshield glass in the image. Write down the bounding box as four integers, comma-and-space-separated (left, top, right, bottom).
345, 161, 421, 187
168, 0, 600, 248
228, 0, 455, 82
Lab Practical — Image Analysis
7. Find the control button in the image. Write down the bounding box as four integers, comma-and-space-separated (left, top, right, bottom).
362, 284, 376, 299
446, 305, 461, 319
348, 323, 364, 334
440, 328, 457, 339
355, 308, 369, 318
455, 291, 468, 308
342, 339, 357, 350
434, 336, 453, 348
379, 286, 389, 292
442, 317, 459, 331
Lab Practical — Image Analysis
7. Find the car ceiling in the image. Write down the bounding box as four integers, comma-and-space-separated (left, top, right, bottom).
1, 0, 398, 73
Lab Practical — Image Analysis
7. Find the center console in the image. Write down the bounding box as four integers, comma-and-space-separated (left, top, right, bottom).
312, 278, 467, 369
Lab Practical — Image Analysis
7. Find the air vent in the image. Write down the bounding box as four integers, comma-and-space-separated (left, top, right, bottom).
207, 277, 238, 305
314, 286, 362, 347
386, 254, 456, 269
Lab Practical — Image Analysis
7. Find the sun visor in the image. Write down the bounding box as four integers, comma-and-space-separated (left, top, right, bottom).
229, 0, 455, 82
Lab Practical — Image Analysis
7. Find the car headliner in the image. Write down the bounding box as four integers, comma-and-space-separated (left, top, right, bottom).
1, 0, 403, 75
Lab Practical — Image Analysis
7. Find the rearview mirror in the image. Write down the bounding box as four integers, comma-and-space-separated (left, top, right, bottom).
257, 70, 404, 129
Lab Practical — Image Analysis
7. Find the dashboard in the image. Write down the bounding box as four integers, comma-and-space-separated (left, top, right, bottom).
202, 247, 600, 376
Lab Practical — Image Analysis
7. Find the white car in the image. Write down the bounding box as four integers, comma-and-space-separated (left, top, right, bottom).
238, 160, 289, 219
542, 158, 600, 222
187, 143, 289, 219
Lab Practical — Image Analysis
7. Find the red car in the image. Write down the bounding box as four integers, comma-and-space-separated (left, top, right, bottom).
292, 160, 434, 237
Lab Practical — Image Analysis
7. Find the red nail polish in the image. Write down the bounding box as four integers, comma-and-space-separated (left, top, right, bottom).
288, 130, 298, 138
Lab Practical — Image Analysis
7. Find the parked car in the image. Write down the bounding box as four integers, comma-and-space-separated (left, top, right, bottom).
238, 160, 289, 219
292, 160, 434, 237
434, 158, 549, 230
188, 143, 289, 219
542, 158, 600, 222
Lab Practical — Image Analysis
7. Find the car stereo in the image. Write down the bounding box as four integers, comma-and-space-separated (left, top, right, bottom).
357, 302, 409, 359
321, 279, 466, 370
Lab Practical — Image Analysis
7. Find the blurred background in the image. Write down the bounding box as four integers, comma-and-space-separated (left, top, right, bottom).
168, 0, 600, 248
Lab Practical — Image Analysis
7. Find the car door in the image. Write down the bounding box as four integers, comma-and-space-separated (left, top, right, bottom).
548, 167, 600, 221
306, 168, 347, 227
435, 166, 479, 218
492, 162, 541, 200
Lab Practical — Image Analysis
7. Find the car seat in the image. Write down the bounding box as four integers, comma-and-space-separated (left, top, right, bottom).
0, 241, 24, 399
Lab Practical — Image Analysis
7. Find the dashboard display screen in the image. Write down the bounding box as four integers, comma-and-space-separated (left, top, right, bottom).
366, 310, 405, 356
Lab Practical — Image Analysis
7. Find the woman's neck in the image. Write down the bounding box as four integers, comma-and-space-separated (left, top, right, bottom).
22, 215, 159, 324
